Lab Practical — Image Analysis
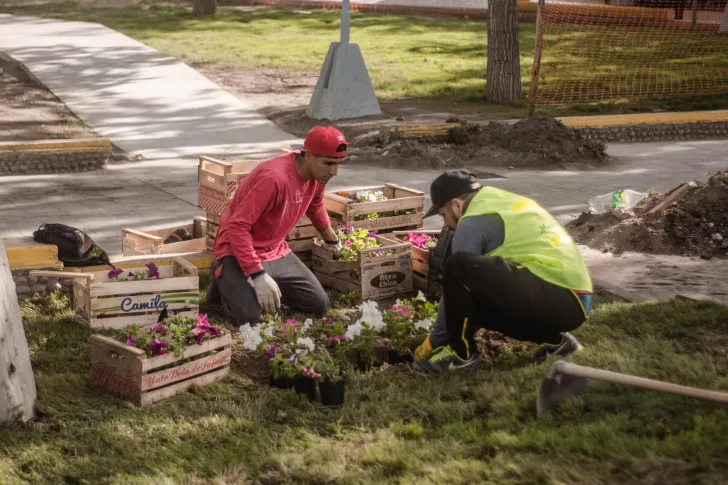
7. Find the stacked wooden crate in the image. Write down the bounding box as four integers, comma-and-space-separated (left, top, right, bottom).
324, 184, 425, 234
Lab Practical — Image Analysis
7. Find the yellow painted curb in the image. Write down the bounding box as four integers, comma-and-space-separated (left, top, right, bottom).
4, 238, 60, 270
0, 138, 112, 152
557, 110, 728, 128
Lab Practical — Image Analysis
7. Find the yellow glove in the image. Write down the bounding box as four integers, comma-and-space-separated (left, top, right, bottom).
414, 336, 434, 362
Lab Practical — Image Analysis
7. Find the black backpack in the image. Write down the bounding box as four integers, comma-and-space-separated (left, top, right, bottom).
33, 223, 112, 267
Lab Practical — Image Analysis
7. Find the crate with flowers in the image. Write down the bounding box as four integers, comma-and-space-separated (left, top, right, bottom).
89, 311, 231, 406
312, 226, 413, 300
324, 184, 425, 232
392, 230, 441, 295
239, 293, 438, 406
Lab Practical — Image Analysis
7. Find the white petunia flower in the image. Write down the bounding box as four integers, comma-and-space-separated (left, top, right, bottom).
415, 290, 427, 302
358, 300, 385, 331
414, 318, 433, 331
240, 323, 263, 351
296, 337, 316, 352
262, 324, 274, 337
301, 318, 313, 335
345, 321, 363, 340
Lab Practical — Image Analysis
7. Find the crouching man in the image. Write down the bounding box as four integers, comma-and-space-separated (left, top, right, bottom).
414, 170, 593, 372
207, 126, 347, 324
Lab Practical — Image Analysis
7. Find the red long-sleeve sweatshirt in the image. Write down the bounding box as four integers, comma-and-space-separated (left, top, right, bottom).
213, 152, 330, 276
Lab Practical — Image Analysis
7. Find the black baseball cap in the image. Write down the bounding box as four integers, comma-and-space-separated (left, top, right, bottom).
424, 169, 481, 218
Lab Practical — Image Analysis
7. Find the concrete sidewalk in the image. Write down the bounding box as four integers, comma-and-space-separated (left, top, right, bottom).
0, 14, 300, 159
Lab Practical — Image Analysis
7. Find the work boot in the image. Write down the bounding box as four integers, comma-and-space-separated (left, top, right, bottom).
532, 332, 583, 362
411, 346, 482, 374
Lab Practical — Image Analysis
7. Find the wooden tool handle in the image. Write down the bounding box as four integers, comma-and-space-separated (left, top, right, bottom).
557, 362, 728, 404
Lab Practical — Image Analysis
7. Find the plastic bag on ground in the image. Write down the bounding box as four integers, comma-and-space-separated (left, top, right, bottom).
588, 189, 647, 215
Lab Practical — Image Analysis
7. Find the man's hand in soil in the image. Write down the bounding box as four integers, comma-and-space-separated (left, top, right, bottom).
248, 272, 281, 314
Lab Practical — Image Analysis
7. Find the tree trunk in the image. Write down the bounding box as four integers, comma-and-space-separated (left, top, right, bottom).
486, 0, 522, 101
193, 0, 217, 17
0, 239, 37, 423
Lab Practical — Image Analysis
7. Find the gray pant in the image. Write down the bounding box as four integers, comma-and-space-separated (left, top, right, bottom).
208, 253, 329, 325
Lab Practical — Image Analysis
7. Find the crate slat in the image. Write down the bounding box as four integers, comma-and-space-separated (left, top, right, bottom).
90, 310, 199, 330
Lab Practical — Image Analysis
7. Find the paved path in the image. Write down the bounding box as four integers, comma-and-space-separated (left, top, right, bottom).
0, 14, 300, 159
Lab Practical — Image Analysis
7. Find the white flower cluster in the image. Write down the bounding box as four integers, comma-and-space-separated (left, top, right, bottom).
301, 318, 313, 335
414, 318, 433, 331
343, 300, 386, 340
296, 336, 316, 352
240, 323, 263, 351
240, 321, 277, 351
359, 190, 384, 203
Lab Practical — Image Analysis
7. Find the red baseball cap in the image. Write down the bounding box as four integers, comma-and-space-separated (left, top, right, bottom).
303, 126, 347, 158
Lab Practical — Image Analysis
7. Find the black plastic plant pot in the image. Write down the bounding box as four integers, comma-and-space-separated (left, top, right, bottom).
387, 350, 414, 365
319, 380, 346, 407
294, 376, 317, 401
269, 375, 296, 390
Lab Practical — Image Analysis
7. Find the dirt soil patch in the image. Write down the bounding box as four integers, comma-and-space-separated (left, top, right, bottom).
0, 54, 97, 143
349, 117, 609, 171
568, 169, 728, 259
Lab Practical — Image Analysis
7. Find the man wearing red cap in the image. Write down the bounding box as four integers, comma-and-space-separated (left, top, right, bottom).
207, 126, 347, 324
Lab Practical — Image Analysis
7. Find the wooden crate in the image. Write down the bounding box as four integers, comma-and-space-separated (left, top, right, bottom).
324, 184, 425, 233
198, 156, 262, 215
89, 330, 231, 406
34, 257, 200, 329
122, 217, 207, 256
392, 230, 441, 295
312, 236, 413, 300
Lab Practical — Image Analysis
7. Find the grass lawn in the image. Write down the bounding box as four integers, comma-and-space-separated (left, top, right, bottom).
1, 1, 727, 117
1, 284, 727, 484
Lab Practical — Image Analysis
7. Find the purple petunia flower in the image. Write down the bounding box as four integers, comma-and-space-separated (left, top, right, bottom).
324, 317, 336, 325
126, 334, 136, 347
368, 230, 378, 238
108, 268, 123, 279
150, 338, 169, 357
340, 225, 354, 234
288, 348, 306, 363
145, 263, 160, 279
263, 346, 277, 361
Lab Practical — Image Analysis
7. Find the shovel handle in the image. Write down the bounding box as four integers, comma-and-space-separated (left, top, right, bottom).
556, 361, 728, 405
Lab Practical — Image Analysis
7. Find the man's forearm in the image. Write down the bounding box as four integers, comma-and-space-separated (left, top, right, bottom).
320, 225, 338, 243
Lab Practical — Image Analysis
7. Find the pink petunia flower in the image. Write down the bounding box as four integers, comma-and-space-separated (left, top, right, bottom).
391, 305, 411, 317
328, 335, 346, 342
150, 338, 169, 356
126, 334, 136, 347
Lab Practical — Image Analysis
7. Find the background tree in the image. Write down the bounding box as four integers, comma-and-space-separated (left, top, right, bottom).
486, 0, 522, 101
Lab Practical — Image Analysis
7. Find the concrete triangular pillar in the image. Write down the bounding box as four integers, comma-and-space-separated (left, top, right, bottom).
306, 42, 381, 121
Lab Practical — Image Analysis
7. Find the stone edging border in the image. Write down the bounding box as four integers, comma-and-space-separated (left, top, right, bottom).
0, 138, 112, 175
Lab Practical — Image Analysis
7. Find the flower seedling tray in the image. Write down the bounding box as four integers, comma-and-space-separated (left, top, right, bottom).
122, 217, 207, 256
324, 184, 425, 232
35, 257, 200, 329
312, 235, 413, 300
392, 230, 441, 294
89, 330, 231, 407
198, 156, 263, 215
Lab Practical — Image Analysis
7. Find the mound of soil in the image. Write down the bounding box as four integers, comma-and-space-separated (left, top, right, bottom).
349, 117, 609, 171
568, 169, 728, 259
474, 329, 536, 364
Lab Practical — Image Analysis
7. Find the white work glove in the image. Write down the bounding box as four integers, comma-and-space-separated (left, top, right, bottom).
324, 239, 343, 259
248, 272, 281, 314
